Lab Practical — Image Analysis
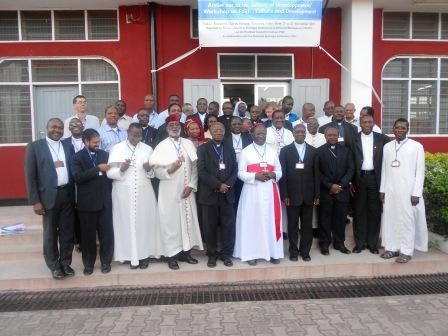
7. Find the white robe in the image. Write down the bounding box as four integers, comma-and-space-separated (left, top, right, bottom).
266, 126, 293, 234
107, 140, 161, 266
234, 143, 284, 261
380, 138, 428, 256
149, 137, 204, 257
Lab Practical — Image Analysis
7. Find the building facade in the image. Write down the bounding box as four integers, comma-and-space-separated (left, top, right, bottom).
0, 0, 447, 200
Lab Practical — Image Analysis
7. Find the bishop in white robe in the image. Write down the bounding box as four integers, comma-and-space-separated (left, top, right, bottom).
107, 124, 160, 268
234, 124, 283, 264
380, 119, 427, 261
149, 113, 203, 270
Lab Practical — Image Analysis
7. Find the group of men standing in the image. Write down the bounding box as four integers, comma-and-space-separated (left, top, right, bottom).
24, 93, 428, 279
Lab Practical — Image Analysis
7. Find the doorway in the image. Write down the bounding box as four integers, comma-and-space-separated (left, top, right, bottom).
222, 82, 289, 108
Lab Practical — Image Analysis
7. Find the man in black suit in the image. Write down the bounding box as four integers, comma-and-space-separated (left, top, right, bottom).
218, 101, 234, 133
224, 116, 252, 211
316, 126, 354, 255
136, 108, 157, 149
24, 118, 75, 279
72, 128, 114, 275
318, 105, 358, 150
62, 117, 84, 253
197, 122, 238, 268
351, 115, 390, 254
279, 124, 320, 262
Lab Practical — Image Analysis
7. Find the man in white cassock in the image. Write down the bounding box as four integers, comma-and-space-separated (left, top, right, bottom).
149, 112, 203, 270
234, 123, 283, 266
266, 110, 294, 238
107, 123, 160, 269
379, 118, 427, 264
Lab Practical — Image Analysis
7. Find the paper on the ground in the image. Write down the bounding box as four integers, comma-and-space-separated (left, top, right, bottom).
0, 222, 25, 235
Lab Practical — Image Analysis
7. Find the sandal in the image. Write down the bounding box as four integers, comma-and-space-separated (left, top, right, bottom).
395, 254, 412, 264
380, 250, 399, 259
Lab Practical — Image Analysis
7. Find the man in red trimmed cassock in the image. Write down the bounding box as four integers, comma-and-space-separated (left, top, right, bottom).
233, 123, 283, 266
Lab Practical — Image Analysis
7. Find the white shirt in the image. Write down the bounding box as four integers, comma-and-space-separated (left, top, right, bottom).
232, 133, 243, 161
46, 137, 68, 186
71, 137, 84, 153
294, 142, 306, 161
305, 132, 326, 148
360, 132, 374, 170
292, 118, 308, 129
317, 115, 332, 127
266, 126, 294, 154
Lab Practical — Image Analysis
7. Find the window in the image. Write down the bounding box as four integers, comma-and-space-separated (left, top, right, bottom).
219, 54, 294, 79
382, 57, 448, 135
0, 10, 118, 42
0, 58, 120, 144
383, 11, 448, 40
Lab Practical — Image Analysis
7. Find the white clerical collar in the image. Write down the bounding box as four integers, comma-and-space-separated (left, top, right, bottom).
46, 136, 61, 145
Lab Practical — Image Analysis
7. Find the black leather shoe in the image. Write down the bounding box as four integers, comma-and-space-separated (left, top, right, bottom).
352, 245, 365, 254
369, 247, 379, 254
130, 264, 139, 269
301, 254, 311, 262
83, 268, 93, 276
168, 259, 179, 270
101, 264, 111, 273
178, 254, 198, 264
52, 268, 66, 279
62, 265, 75, 277
207, 256, 217, 268
335, 245, 351, 254
270, 258, 280, 264
320, 248, 329, 256
221, 256, 233, 267
139, 258, 149, 269
289, 255, 298, 262
247, 259, 257, 266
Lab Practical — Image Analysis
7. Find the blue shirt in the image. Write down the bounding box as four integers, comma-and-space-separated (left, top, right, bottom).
98, 124, 127, 152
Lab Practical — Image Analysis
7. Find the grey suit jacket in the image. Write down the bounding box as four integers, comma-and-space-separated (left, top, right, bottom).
25, 138, 74, 210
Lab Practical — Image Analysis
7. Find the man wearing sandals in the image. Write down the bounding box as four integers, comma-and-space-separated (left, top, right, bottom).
379, 118, 428, 263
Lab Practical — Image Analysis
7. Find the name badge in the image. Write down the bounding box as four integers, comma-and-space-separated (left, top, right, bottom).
99, 172, 103, 176
54, 160, 64, 168
235, 148, 241, 154
391, 160, 400, 167
338, 137, 344, 143
219, 163, 226, 170
259, 162, 268, 168
296, 163, 305, 170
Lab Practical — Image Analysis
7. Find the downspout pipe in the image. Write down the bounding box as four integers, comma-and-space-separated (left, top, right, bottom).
148, 2, 158, 110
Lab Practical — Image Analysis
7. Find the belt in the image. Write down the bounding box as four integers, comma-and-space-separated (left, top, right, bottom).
56, 185, 68, 190
360, 170, 375, 175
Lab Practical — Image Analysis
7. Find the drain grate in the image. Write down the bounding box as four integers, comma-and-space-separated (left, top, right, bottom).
1, 273, 448, 312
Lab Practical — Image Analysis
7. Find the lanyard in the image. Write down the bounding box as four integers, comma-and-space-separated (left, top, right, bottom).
273, 126, 284, 140
149, 112, 157, 125
47, 140, 61, 160
328, 145, 337, 159
212, 143, 224, 162
170, 138, 183, 158
296, 143, 306, 162
87, 150, 97, 167
252, 143, 266, 161
142, 127, 149, 143
126, 141, 137, 164
394, 138, 408, 160
233, 134, 241, 149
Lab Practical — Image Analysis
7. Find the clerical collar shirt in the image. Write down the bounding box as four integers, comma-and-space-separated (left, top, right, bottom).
46, 137, 69, 186
361, 132, 374, 170
294, 142, 306, 161
98, 124, 127, 152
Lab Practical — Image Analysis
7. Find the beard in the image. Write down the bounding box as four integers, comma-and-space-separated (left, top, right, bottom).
168, 128, 181, 138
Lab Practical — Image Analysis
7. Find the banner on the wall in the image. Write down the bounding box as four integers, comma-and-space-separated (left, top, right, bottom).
198, 0, 322, 47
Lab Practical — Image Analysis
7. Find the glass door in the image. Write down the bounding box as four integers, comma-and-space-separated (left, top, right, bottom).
254, 83, 289, 107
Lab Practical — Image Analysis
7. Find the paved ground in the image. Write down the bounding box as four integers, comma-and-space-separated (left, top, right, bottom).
1, 294, 448, 336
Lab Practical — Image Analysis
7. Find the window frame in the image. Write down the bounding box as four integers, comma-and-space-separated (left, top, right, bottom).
190, 7, 198, 40
0, 9, 119, 43
218, 53, 295, 80
381, 56, 448, 137
382, 11, 448, 41
0, 56, 120, 146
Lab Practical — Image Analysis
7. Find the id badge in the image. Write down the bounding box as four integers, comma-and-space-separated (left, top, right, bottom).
296, 163, 305, 170
235, 148, 241, 154
338, 137, 344, 142
99, 172, 103, 176
391, 160, 400, 167
54, 160, 64, 168
219, 163, 226, 170
259, 162, 268, 168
